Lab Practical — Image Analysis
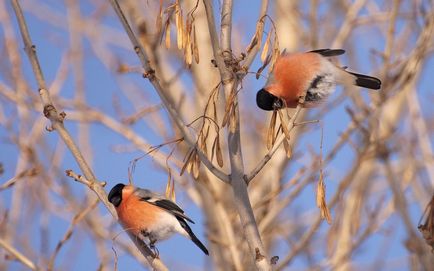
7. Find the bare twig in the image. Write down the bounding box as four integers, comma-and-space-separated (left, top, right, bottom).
0, 167, 38, 191
0, 238, 37, 270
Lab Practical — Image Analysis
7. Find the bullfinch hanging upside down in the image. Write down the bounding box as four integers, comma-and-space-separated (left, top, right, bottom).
256, 49, 382, 110
108, 183, 209, 256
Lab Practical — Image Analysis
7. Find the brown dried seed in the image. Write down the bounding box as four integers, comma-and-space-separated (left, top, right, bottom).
216, 135, 223, 167
270, 35, 281, 70
229, 108, 236, 132
185, 42, 192, 65
283, 138, 292, 158
193, 26, 199, 63
278, 110, 291, 140
246, 24, 261, 53
222, 102, 232, 128
183, 18, 190, 51
211, 137, 217, 162
156, 2, 163, 36
256, 54, 271, 79
165, 22, 171, 49
165, 171, 176, 202
180, 148, 194, 176
316, 174, 332, 224
212, 101, 218, 123
176, 2, 183, 49
261, 32, 271, 63
204, 124, 210, 140
267, 110, 277, 150
193, 151, 200, 179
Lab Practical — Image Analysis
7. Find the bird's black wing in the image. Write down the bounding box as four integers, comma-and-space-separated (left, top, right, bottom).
135, 188, 195, 223
143, 198, 195, 224
309, 49, 346, 57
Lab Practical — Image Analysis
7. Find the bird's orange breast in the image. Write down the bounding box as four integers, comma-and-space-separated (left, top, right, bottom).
272, 53, 322, 105
117, 197, 160, 236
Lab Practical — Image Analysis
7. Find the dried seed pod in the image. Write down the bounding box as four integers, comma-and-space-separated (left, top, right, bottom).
156, 1, 163, 37
278, 110, 291, 140
184, 26, 192, 66
175, 2, 183, 49
184, 17, 192, 49
211, 136, 217, 162
270, 34, 281, 71
180, 148, 194, 176
200, 125, 209, 156
229, 108, 236, 132
193, 26, 199, 63
164, 22, 171, 49
222, 103, 231, 128
185, 41, 192, 65
256, 53, 271, 79
222, 91, 236, 128
267, 110, 277, 150
192, 151, 200, 179
188, 155, 194, 174
316, 174, 332, 224
261, 31, 271, 63
212, 100, 218, 124
246, 25, 261, 53
203, 124, 210, 140
165, 170, 176, 202
282, 138, 292, 158
215, 135, 223, 167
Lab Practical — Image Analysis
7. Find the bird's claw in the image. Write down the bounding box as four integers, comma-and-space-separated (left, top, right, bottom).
150, 243, 159, 258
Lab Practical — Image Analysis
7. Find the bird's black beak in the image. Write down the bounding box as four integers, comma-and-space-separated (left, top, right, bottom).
108, 183, 125, 207
272, 98, 284, 110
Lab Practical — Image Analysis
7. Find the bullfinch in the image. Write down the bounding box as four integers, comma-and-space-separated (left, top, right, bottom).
256, 48, 381, 110
108, 183, 209, 255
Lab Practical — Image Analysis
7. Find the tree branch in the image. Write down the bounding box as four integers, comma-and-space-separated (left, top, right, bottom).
10, 0, 110, 214
107, 0, 229, 184
202, 0, 270, 270
0, 238, 36, 270
10, 1, 168, 270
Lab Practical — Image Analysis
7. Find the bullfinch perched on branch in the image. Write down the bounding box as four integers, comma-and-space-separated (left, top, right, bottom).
256, 49, 381, 110
108, 183, 209, 255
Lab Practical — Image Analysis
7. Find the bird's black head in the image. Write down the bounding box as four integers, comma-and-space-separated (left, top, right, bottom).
256, 88, 283, 111
108, 183, 125, 207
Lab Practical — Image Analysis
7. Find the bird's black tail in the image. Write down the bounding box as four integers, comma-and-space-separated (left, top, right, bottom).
348, 71, 381, 90
177, 218, 209, 255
